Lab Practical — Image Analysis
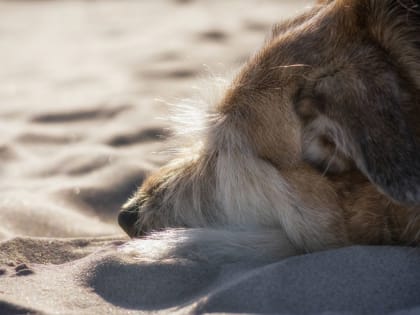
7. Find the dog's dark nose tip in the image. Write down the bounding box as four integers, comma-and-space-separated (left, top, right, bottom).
118, 210, 138, 238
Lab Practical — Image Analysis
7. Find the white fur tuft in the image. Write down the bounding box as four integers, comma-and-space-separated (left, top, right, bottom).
119, 228, 300, 263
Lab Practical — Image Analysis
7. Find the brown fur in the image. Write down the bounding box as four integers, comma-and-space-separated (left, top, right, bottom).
119, 0, 420, 254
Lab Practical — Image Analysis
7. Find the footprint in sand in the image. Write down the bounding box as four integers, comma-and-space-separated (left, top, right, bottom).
140, 68, 198, 80
198, 30, 228, 42
107, 127, 171, 147
31, 104, 131, 124
17, 132, 79, 145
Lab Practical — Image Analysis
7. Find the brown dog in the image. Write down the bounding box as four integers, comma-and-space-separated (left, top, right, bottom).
119, 0, 420, 260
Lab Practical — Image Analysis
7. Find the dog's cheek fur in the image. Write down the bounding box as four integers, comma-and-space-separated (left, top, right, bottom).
133, 113, 347, 252
210, 118, 347, 251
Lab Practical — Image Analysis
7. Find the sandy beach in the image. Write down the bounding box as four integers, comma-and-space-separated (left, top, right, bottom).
2, 1, 420, 314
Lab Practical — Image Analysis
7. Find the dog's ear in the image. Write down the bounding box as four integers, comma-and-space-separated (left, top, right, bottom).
294, 0, 420, 205
295, 54, 420, 205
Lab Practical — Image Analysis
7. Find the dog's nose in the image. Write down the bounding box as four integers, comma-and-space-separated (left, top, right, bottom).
118, 209, 138, 238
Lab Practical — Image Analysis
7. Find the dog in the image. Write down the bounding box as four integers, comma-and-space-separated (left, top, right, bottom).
118, 0, 420, 261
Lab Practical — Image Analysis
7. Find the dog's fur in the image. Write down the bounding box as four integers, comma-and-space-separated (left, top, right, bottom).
119, 0, 420, 261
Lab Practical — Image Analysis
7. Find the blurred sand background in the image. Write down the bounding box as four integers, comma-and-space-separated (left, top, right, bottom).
3, 1, 420, 315
0, 1, 313, 314
0, 0, 312, 240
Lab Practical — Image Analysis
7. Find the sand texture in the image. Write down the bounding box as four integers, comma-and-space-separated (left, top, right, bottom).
2, 1, 420, 314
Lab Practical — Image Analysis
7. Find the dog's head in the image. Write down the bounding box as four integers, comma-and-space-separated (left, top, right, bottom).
119, 0, 420, 247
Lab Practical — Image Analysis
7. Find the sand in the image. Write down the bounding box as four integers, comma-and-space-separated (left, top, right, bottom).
2, 1, 420, 314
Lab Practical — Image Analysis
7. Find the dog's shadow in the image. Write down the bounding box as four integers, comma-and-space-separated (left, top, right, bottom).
85, 256, 229, 311
87, 246, 420, 314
